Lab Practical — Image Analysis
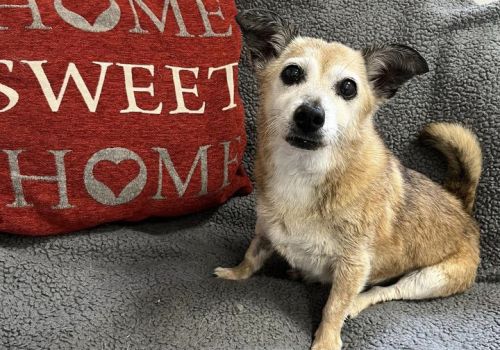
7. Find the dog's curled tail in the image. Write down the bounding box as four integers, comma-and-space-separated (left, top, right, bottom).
420, 122, 482, 215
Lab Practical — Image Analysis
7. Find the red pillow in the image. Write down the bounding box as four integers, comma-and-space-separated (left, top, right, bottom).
0, 0, 252, 235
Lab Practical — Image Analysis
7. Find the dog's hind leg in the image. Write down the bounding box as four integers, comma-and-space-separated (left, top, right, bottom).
347, 252, 478, 318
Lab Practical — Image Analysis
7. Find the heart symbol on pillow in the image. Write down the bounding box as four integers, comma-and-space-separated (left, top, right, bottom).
54, 0, 121, 32
84, 147, 148, 206
93, 160, 141, 198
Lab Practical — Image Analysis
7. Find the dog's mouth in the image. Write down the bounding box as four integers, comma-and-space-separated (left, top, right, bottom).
285, 134, 324, 150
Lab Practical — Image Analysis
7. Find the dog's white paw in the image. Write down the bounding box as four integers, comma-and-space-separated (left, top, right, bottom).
311, 326, 342, 350
213, 266, 250, 280
214, 266, 237, 279
347, 301, 366, 318
311, 342, 341, 350
347, 290, 379, 318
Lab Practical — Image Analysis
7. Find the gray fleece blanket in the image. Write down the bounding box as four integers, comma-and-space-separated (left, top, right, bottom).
1, 0, 499, 349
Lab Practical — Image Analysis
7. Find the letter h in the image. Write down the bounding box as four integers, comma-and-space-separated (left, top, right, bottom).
3, 150, 73, 209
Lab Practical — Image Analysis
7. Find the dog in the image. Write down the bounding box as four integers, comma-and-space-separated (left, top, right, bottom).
215, 9, 482, 350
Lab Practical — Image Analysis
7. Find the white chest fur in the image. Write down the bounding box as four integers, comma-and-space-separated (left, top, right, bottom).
260, 144, 341, 283
266, 141, 334, 209
266, 216, 340, 283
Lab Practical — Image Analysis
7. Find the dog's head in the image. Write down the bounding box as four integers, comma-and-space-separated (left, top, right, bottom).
237, 10, 428, 152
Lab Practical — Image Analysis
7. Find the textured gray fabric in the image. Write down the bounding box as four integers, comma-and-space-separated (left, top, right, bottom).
1, 195, 499, 349
0, 195, 499, 349
1, 1, 499, 349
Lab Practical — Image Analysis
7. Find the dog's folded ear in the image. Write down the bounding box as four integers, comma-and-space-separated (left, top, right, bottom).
362, 44, 429, 99
236, 9, 298, 70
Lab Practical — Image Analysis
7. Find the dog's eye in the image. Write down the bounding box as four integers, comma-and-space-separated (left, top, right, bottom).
281, 65, 304, 85
337, 78, 357, 100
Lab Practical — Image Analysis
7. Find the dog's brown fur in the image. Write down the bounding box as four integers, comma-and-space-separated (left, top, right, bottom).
215, 10, 482, 350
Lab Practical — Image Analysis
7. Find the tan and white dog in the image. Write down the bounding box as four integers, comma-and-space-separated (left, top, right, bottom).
215, 9, 482, 350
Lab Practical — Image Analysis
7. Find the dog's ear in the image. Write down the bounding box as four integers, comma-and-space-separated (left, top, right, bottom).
236, 9, 298, 70
362, 44, 429, 99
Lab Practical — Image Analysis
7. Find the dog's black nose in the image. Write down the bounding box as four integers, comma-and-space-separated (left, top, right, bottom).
293, 103, 325, 133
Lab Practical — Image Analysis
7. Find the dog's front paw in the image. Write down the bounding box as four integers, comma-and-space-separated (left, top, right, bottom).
213, 266, 251, 280
311, 337, 342, 350
311, 325, 342, 350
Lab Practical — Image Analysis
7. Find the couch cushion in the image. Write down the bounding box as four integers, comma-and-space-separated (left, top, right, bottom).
1, 0, 499, 348
0, 196, 498, 349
